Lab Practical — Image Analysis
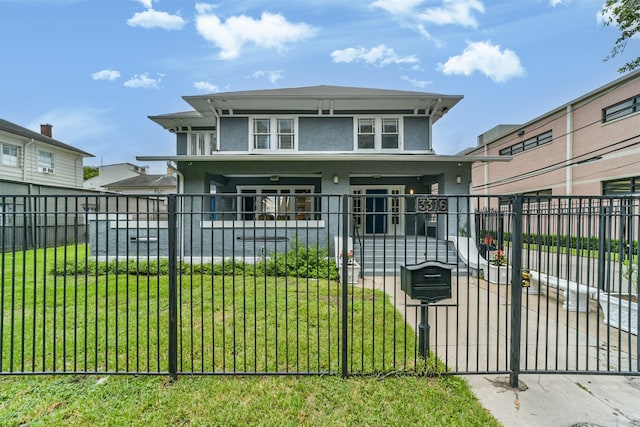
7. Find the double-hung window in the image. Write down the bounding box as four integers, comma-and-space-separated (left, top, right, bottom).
356, 117, 401, 151
37, 150, 54, 173
1, 143, 19, 167
252, 118, 296, 151
189, 132, 217, 155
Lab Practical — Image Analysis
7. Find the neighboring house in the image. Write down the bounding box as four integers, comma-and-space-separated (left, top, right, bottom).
84, 162, 150, 191
103, 173, 176, 195
0, 119, 93, 194
0, 118, 94, 250
117, 85, 505, 261
466, 69, 640, 200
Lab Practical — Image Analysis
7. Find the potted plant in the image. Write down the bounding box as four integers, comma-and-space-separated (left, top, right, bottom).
484, 249, 509, 284
339, 250, 360, 284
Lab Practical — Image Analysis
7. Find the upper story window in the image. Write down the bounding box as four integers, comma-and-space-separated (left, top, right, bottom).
37, 150, 54, 173
603, 176, 640, 195
189, 132, 217, 155
356, 117, 401, 151
1, 143, 19, 167
251, 117, 296, 151
499, 130, 552, 156
603, 94, 640, 123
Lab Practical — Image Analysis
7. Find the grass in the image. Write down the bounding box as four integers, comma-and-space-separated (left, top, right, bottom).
0, 375, 499, 426
0, 245, 499, 425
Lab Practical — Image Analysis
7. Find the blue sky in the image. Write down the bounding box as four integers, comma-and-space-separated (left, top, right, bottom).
0, 0, 635, 173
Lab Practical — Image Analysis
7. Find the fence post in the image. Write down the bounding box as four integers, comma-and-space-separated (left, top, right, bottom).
509, 194, 523, 388
341, 194, 349, 378
167, 194, 178, 380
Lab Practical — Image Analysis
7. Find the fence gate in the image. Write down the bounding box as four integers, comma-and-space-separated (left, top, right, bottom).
0, 194, 638, 378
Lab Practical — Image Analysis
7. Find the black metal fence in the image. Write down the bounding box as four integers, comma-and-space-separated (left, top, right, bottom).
0, 194, 638, 379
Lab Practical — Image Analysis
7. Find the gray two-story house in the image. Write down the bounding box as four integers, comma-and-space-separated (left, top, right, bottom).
126, 86, 504, 264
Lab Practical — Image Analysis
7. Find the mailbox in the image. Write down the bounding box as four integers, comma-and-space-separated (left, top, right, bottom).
401, 261, 454, 303
400, 260, 455, 359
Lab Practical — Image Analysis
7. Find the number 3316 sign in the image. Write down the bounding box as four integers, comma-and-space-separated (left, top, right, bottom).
416, 197, 448, 213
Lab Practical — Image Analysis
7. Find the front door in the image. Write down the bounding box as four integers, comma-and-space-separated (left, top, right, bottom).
365, 189, 388, 234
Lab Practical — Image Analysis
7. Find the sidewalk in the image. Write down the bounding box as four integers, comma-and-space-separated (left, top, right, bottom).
359, 275, 640, 426
465, 373, 640, 426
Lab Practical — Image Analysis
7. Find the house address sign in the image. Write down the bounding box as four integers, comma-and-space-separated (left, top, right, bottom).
416, 197, 448, 213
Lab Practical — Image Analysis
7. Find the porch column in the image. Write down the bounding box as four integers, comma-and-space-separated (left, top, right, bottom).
322, 171, 350, 247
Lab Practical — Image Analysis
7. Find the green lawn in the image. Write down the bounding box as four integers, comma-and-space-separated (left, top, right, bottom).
0, 375, 499, 426
0, 245, 499, 425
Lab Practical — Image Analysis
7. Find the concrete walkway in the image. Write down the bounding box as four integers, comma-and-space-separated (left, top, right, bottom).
358, 275, 640, 426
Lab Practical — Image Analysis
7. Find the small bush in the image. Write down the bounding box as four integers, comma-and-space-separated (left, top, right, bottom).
52, 243, 339, 280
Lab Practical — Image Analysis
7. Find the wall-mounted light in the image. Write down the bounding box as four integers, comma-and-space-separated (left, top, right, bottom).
333, 175, 339, 184
270, 175, 279, 182
409, 188, 414, 195
456, 175, 462, 184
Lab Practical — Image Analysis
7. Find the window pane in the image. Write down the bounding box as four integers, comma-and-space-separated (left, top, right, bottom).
381, 134, 398, 149
358, 134, 375, 149
382, 118, 398, 133
254, 119, 270, 133
38, 151, 53, 167
279, 135, 294, 149
278, 119, 293, 134
358, 118, 374, 134
254, 135, 270, 149
2, 144, 18, 167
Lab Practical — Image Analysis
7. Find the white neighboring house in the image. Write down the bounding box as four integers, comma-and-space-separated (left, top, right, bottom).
0, 119, 93, 194
84, 162, 150, 191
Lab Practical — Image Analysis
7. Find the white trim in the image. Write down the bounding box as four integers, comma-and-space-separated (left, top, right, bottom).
350, 185, 406, 235
248, 116, 298, 152
353, 116, 403, 152
201, 220, 325, 229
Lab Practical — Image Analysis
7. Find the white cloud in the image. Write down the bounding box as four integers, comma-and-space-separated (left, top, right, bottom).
549, 0, 570, 6
372, 0, 485, 29
401, 76, 432, 88
437, 40, 525, 83
91, 69, 121, 81
127, 8, 186, 30
194, 4, 318, 60
137, 0, 153, 8
418, 0, 484, 28
251, 70, 284, 84
193, 81, 219, 92
331, 45, 419, 67
124, 73, 162, 88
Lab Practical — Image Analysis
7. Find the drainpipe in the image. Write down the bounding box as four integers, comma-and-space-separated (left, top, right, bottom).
22, 138, 34, 182
566, 104, 573, 195
167, 161, 185, 259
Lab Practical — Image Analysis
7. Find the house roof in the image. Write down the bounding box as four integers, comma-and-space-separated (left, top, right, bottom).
0, 118, 94, 157
181, 84, 462, 122
105, 174, 177, 189
147, 110, 212, 130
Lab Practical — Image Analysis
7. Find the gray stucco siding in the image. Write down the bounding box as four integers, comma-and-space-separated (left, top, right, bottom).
220, 117, 249, 151
298, 117, 353, 151
403, 117, 431, 151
